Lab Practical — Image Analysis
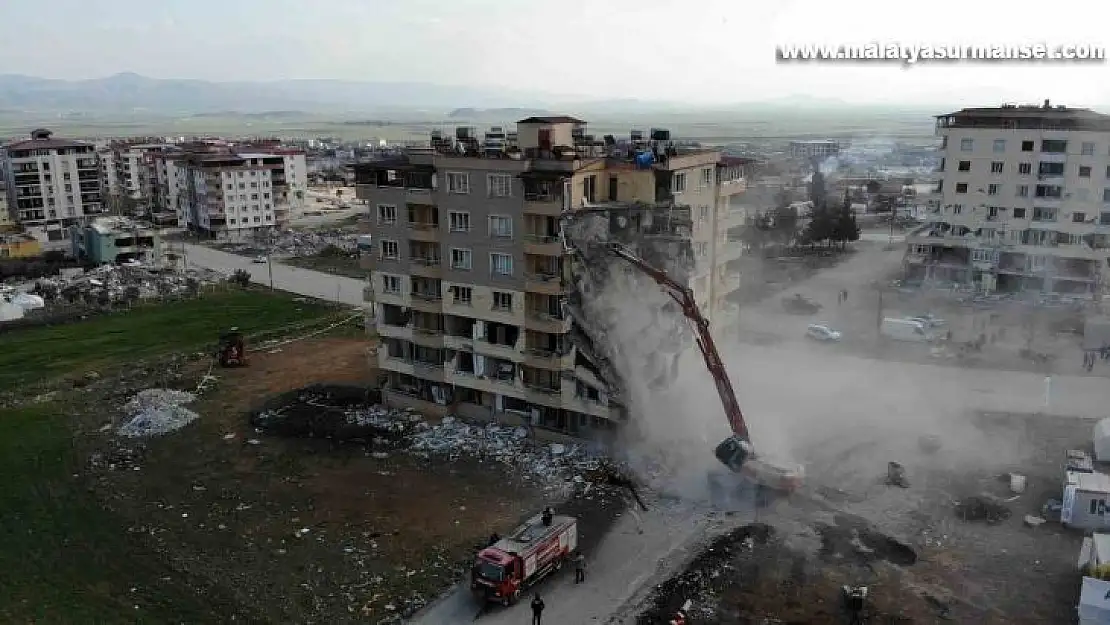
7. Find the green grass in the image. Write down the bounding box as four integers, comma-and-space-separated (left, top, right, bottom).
0, 402, 249, 623
283, 255, 366, 279
0, 288, 338, 392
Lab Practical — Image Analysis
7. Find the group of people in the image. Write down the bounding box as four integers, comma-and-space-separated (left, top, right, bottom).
1083, 346, 1110, 372
526, 553, 587, 623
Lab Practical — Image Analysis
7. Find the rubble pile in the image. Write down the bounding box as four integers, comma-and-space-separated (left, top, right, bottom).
31, 264, 221, 308
409, 416, 601, 485
117, 388, 200, 437
221, 228, 359, 258
955, 495, 1012, 524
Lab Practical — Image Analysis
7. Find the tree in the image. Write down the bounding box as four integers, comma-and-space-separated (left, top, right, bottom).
808, 170, 827, 209
831, 203, 861, 250
771, 204, 799, 246
804, 204, 836, 247
229, 269, 252, 288
740, 212, 773, 253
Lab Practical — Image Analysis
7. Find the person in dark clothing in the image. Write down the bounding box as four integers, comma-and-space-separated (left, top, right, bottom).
541, 507, 553, 526
530, 594, 545, 625
487, 532, 500, 547
574, 552, 586, 583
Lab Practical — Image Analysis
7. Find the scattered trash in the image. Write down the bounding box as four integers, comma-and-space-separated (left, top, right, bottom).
1024, 515, 1047, 528
117, 389, 199, 437
955, 495, 1012, 524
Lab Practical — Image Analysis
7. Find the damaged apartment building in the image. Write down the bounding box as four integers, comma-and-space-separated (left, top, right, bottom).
354, 116, 748, 437
906, 102, 1110, 296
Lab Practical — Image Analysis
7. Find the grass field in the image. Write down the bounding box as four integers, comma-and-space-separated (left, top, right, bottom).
0, 288, 354, 622
0, 288, 337, 392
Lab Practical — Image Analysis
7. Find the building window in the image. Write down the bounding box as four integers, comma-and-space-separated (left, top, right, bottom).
987, 184, 1000, 196
1080, 166, 1093, 178
490, 252, 513, 276
449, 211, 471, 232
958, 161, 971, 172
1013, 207, 1027, 219
955, 183, 968, 194
1018, 163, 1031, 175
988, 206, 1000, 218
487, 174, 512, 198
1021, 140, 1034, 152
382, 275, 401, 293
451, 248, 473, 270
1041, 140, 1068, 154
993, 139, 1006, 153
446, 172, 469, 194
1035, 185, 1062, 198
380, 239, 399, 259
696, 242, 708, 257
488, 215, 513, 239
673, 172, 687, 193
1082, 142, 1096, 156
701, 167, 713, 187
1016, 185, 1029, 197
1103, 188, 1110, 202
1032, 207, 1058, 222
1073, 211, 1088, 223
492, 291, 512, 311
1039, 162, 1064, 176
452, 286, 472, 304
952, 204, 963, 215
960, 138, 974, 152
990, 162, 1003, 174
1101, 212, 1110, 225
377, 204, 397, 224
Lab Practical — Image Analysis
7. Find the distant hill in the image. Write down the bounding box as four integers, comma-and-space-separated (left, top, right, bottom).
447, 107, 553, 121
0, 73, 565, 115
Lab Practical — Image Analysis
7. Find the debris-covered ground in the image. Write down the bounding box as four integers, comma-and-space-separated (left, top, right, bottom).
69, 337, 628, 623
634, 410, 1090, 624
215, 227, 360, 260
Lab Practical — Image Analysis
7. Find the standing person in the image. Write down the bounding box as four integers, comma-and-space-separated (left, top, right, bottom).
574, 552, 586, 583
530, 594, 545, 625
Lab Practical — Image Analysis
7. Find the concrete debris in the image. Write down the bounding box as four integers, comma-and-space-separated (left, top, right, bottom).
886, 461, 909, 488
219, 228, 359, 259
30, 264, 221, 310
955, 495, 1011, 524
117, 389, 199, 437
1023, 515, 1047, 528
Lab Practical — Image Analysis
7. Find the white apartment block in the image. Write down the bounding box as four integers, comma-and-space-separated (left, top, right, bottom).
0, 184, 11, 230
176, 151, 291, 237
1, 129, 104, 242
906, 102, 1110, 296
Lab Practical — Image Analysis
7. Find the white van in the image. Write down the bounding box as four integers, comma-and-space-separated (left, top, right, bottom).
880, 317, 933, 342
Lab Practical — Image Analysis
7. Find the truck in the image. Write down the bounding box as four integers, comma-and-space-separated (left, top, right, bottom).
470, 511, 577, 606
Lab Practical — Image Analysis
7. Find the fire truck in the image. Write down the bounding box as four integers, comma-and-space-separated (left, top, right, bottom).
470, 511, 577, 605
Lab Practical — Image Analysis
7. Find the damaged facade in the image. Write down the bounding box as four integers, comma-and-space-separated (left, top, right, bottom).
906, 102, 1110, 296
355, 116, 747, 436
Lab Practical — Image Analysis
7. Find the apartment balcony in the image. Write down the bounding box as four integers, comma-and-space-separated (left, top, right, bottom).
406, 187, 434, 204
410, 257, 443, 278
411, 326, 447, 349
377, 323, 413, 341
473, 339, 520, 361
717, 178, 747, 198
378, 353, 416, 376
524, 272, 566, 295
523, 235, 562, 256
411, 360, 447, 382
523, 196, 563, 217
409, 222, 441, 242
523, 347, 574, 371
408, 291, 443, 313
524, 311, 571, 334
450, 371, 526, 399
443, 334, 473, 351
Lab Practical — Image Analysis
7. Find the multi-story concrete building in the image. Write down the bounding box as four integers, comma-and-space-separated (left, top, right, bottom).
70, 216, 160, 264
1, 129, 103, 242
153, 144, 292, 237
0, 183, 12, 231
906, 102, 1110, 296
354, 116, 747, 436
789, 140, 840, 161
99, 141, 176, 214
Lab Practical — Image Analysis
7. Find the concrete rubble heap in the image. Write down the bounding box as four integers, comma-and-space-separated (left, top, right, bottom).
222, 228, 359, 258
32, 264, 221, 308
117, 388, 200, 437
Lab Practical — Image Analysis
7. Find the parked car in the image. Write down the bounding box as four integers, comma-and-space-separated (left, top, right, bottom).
806, 324, 842, 342
909, 313, 946, 328
252, 255, 268, 264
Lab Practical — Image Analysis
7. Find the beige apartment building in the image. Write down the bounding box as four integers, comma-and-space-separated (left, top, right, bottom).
355, 116, 748, 436
907, 102, 1110, 296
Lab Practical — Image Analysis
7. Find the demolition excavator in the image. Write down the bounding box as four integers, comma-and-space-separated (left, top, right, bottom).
560, 210, 803, 493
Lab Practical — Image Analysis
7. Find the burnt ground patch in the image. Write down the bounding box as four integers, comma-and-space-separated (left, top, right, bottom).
815, 513, 918, 567
248, 384, 419, 445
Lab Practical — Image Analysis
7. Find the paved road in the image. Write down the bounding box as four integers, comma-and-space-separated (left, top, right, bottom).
181, 243, 368, 307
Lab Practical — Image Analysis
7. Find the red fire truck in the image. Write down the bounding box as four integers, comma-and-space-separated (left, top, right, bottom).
470, 511, 577, 605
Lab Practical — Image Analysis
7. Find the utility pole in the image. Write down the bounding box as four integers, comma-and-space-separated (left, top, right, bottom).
267, 230, 275, 290
875, 288, 884, 334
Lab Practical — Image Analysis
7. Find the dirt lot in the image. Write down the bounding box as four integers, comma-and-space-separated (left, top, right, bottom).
74, 337, 566, 622
635, 410, 1090, 624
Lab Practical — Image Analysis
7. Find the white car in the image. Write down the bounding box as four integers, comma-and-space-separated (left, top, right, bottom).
252, 255, 268, 264
806, 324, 842, 342
909, 314, 946, 328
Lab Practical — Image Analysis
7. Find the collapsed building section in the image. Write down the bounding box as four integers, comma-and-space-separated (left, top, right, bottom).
353, 115, 748, 439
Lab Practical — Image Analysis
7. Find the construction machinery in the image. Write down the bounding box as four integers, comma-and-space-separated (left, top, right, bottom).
560, 210, 802, 492
216, 328, 247, 367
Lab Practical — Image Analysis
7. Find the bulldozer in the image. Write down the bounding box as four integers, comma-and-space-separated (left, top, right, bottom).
217, 328, 247, 367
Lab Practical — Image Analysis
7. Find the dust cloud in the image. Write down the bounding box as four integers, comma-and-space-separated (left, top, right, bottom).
565, 215, 1025, 505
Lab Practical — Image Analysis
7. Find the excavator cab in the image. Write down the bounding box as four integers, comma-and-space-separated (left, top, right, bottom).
714, 434, 754, 472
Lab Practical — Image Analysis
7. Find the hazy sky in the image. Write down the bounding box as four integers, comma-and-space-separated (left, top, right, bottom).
3, 0, 1109, 107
